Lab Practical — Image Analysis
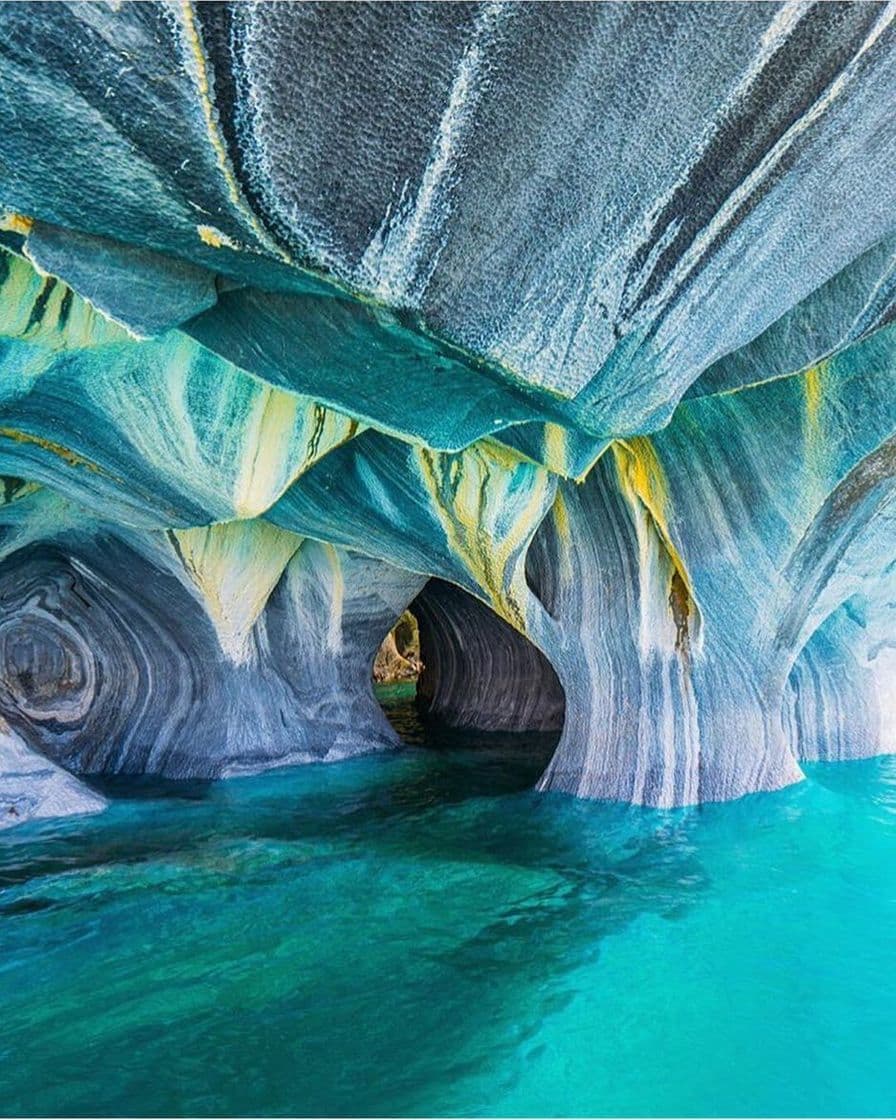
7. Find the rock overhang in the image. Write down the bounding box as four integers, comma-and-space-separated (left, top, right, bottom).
0, 1, 894, 820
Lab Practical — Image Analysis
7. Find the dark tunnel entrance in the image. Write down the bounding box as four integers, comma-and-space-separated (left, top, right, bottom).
373, 579, 565, 789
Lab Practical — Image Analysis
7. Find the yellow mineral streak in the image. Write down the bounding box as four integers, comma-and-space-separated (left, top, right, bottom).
196, 224, 240, 251
234, 392, 363, 519
613, 438, 673, 537
171, 519, 302, 663
550, 487, 575, 586
178, 2, 290, 262
611, 437, 700, 628
799, 361, 833, 507
542, 422, 568, 476
0, 427, 106, 474
552, 486, 570, 543
0, 213, 33, 236
234, 389, 303, 518
0, 251, 127, 349
417, 441, 550, 632
803, 362, 825, 444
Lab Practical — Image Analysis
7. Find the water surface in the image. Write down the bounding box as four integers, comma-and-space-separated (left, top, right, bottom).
1, 693, 895, 1116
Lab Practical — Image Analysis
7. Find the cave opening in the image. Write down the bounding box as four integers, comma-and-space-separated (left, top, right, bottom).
372, 608, 422, 693
373, 578, 565, 787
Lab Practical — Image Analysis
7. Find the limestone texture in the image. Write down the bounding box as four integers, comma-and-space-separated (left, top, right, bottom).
1, 2, 895, 821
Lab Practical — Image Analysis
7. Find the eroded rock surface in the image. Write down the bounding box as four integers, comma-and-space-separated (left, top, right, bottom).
1, 2, 895, 820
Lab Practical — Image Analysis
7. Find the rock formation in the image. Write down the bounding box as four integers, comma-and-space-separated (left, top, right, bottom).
1, 1, 895, 822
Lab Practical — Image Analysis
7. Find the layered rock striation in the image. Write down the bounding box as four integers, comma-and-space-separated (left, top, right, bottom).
1, 1, 895, 822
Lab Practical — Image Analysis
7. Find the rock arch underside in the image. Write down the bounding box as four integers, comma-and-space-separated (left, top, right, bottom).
2, 1, 896, 826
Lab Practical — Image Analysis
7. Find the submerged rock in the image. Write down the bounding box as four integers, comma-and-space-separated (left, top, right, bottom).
0, 2, 895, 819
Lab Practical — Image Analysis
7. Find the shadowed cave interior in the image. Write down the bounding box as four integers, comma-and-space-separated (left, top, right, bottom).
375, 579, 565, 783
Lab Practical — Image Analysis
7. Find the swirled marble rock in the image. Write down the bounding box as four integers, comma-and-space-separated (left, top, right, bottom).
0, 245, 363, 526
1, 2, 896, 821
0, 489, 425, 783
264, 321, 896, 805
4, 3, 896, 446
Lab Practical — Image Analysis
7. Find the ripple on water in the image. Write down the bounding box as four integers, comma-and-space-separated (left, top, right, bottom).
0, 710, 895, 1117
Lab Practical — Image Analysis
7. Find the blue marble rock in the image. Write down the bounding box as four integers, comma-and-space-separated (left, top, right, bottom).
0, 1, 895, 822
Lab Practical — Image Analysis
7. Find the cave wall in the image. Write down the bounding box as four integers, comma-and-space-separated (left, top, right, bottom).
0, 3, 895, 821
528, 327, 896, 804
414, 579, 564, 734
0, 488, 425, 787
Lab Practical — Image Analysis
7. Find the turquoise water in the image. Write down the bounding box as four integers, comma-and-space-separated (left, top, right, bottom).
2, 693, 896, 1117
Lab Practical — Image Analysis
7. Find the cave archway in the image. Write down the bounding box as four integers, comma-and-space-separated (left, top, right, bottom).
374, 578, 565, 779
414, 580, 565, 734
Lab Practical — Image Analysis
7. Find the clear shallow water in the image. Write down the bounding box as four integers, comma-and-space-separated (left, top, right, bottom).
2, 693, 896, 1117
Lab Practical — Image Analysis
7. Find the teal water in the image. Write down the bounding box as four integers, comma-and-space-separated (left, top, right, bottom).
2, 693, 896, 1117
